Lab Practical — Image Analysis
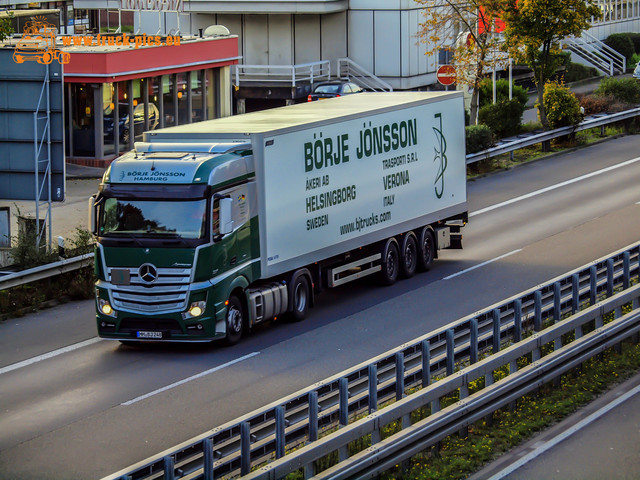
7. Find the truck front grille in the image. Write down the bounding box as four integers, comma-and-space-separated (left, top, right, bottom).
108, 266, 191, 313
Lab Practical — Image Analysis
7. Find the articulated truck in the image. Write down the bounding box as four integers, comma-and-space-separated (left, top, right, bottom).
89, 92, 468, 344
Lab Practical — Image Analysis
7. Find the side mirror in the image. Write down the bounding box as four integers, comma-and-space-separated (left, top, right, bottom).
219, 197, 234, 235
88, 195, 98, 235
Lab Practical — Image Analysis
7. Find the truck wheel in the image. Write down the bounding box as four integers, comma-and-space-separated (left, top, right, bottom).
400, 232, 418, 278
289, 275, 310, 322
418, 227, 435, 271
224, 295, 244, 345
379, 238, 400, 285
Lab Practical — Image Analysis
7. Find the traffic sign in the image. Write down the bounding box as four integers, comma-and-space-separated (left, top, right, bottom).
437, 65, 456, 86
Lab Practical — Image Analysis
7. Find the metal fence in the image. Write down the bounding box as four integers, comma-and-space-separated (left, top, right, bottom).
103, 242, 640, 480
466, 107, 640, 164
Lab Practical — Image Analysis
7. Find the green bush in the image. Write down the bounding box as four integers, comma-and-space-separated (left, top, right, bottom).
604, 33, 635, 61
563, 62, 599, 83
594, 76, 640, 104
628, 33, 640, 53
543, 81, 582, 129
478, 99, 525, 137
465, 124, 493, 154
478, 78, 529, 109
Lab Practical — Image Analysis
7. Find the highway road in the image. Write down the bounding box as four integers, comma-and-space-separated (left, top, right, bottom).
1, 135, 640, 479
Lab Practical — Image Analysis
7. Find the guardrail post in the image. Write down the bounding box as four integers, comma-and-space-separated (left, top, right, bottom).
590, 265, 597, 306
305, 391, 318, 478
275, 405, 285, 459
446, 329, 455, 375
553, 282, 561, 323
470, 318, 479, 363
534, 290, 542, 331
338, 377, 349, 462
572, 274, 580, 313
421, 340, 431, 388
163, 456, 175, 480
339, 377, 349, 427
513, 301, 522, 343
396, 352, 405, 401
368, 364, 378, 413
623, 252, 630, 289
493, 309, 501, 353
203, 438, 214, 480
308, 391, 318, 442
606, 258, 614, 297
459, 378, 469, 438
241, 421, 251, 476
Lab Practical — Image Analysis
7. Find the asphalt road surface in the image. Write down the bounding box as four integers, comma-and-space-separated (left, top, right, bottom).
1, 135, 640, 479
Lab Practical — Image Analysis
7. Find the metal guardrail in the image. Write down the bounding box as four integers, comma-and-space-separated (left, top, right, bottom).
0, 253, 94, 290
466, 106, 640, 164
103, 242, 640, 480
233, 61, 331, 87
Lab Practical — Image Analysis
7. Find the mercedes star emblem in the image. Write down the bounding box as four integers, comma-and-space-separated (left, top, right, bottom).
139, 263, 158, 283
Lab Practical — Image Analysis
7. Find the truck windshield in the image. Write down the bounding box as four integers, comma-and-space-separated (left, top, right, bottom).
100, 198, 207, 239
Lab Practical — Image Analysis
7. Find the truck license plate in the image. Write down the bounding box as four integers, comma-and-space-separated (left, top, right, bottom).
137, 331, 163, 339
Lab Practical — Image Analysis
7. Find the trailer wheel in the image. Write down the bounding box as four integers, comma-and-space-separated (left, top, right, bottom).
379, 238, 400, 285
418, 227, 435, 271
289, 275, 310, 322
224, 295, 244, 345
400, 232, 418, 278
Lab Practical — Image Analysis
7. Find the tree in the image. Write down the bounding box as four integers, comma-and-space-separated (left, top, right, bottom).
0, 11, 14, 42
499, 0, 601, 129
417, 0, 507, 124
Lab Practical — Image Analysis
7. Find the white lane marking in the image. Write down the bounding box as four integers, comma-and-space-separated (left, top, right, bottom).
443, 250, 522, 280
121, 351, 261, 406
470, 156, 640, 217
0, 337, 103, 376
486, 382, 640, 480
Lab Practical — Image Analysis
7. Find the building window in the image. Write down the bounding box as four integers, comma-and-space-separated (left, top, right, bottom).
71, 83, 95, 156
177, 71, 189, 125
191, 70, 203, 123
103, 82, 115, 155
162, 74, 175, 127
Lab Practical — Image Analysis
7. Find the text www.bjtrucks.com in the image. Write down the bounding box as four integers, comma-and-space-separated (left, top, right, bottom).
339, 211, 392, 235
61, 33, 181, 49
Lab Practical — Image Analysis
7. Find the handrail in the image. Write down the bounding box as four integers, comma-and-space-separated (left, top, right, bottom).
233, 61, 331, 87
337, 57, 393, 92
102, 242, 640, 480
564, 31, 626, 76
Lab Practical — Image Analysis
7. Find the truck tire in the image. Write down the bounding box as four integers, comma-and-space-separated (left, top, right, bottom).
289, 275, 310, 322
400, 232, 418, 278
224, 295, 244, 345
418, 227, 435, 271
379, 238, 400, 285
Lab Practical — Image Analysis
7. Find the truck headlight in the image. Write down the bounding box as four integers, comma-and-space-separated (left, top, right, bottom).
98, 298, 117, 318
183, 301, 206, 320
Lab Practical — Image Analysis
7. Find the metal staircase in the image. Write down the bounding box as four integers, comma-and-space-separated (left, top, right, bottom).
563, 30, 626, 76
337, 58, 393, 91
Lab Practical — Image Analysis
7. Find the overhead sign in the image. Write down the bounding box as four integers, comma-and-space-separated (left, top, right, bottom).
437, 65, 456, 86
